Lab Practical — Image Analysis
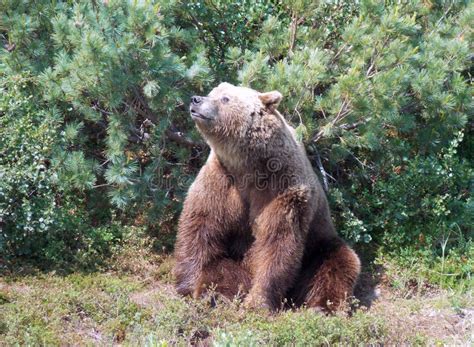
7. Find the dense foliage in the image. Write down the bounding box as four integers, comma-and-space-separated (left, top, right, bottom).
1, 0, 472, 279
1, 0, 212, 263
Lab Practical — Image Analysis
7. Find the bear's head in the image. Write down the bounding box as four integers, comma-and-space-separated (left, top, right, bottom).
189, 82, 282, 142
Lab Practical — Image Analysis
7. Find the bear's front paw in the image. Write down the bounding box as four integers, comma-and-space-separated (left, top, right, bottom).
175, 275, 197, 297
176, 283, 192, 296
243, 292, 270, 311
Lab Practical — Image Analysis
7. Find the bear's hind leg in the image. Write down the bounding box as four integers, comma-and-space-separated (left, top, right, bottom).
292, 237, 361, 312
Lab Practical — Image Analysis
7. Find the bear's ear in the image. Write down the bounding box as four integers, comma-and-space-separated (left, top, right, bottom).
259, 91, 282, 109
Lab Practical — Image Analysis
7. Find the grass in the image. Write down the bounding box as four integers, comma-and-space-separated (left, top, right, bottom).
0, 271, 387, 345
1, 232, 472, 345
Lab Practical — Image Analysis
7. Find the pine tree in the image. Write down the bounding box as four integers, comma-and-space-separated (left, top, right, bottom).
3, 1, 213, 207
0, 0, 214, 259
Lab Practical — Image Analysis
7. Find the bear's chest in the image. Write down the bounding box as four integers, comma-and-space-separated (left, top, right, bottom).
236, 185, 276, 233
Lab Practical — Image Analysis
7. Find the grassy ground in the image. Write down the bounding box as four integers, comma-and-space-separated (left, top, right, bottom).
1, 236, 473, 346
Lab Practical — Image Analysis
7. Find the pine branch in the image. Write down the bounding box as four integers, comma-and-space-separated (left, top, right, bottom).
165, 129, 206, 149
314, 148, 329, 192
340, 120, 366, 131
289, 13, 298, 55
288, 14, 305, 56
331, 43, 348, 63
312, 97, 352, 142
127, 88, 206, 149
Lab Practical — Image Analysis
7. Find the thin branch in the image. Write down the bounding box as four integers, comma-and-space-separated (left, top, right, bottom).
92, 183, 110, 189
100, 159, 110, 167
340, 119, 366, 131
165, 129, 206, 149
312, 97, 351, 142
292, 90, 307, 124
366, 60, 376, 77
319, 105, 327, 119
344, 148, 370, 169
332, 43, 348, 62
314, 148, 329, 192
435, 3, 453, 28
366, 37, 390, 78
289, 12, 299, 55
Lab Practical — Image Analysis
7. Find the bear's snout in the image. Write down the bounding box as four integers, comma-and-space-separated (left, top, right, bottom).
191, 95, 203, 105
190, 95, 213, 122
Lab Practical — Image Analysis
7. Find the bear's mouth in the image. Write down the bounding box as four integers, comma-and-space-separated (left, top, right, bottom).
190, 111, 211, 121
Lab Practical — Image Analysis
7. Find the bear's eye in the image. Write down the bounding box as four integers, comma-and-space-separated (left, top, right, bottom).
221, 96, 230, 104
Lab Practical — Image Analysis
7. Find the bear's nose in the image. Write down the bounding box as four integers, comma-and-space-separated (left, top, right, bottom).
191, 96, 203, 105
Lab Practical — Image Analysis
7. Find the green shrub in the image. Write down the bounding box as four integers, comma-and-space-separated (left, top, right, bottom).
354, 131, 472, 249
0, 74, 124, 266
378, 240, 473, 292
173, 0, 276, 79
0, 75, 74, 259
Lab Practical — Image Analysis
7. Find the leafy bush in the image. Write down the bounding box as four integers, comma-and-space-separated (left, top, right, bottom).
355, 131, 472, 248
0, 75, 77, 260
0, 74, 127, 266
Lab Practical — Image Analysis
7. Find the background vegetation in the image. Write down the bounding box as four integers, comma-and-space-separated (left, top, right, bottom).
2, 0, 471, 278
0, 0, 472, 344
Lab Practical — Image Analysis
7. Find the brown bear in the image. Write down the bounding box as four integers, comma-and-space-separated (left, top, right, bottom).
173, 82, 361, 311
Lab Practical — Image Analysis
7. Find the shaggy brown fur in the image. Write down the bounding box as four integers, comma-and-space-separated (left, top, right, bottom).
173, 83, 361, 311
